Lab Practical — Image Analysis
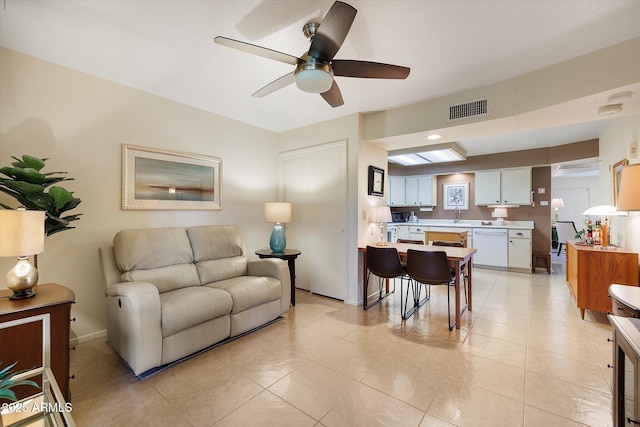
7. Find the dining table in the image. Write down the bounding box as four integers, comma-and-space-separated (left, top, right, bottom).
359, 242, 477, 329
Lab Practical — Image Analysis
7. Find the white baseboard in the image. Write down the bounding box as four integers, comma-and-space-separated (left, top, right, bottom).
70, 329, 107, 346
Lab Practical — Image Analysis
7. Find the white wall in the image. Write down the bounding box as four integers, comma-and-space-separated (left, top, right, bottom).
0, 48, 279, 342
551, 175, 599, 229
598, 114, 640, 253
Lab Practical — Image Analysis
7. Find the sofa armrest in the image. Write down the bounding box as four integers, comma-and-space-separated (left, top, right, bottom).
247, 259, 291, 314
104, 281, 162, 375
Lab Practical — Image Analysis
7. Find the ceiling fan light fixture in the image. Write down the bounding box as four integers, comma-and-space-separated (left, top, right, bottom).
295, 69, 333, 93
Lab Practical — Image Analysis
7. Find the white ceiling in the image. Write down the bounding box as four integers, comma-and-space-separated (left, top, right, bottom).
1, 0, 640, 159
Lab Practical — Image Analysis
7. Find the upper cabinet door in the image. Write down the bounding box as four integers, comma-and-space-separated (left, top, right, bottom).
404, 176, 419, 206
418, 175, 436, 206
475, 170, 501, 205
501, 168, 531, 205
389, 176, 406, 206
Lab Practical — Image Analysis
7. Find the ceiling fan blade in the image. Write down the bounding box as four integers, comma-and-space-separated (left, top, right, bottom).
214, 36, 300, 66
308, 1, 357, 62
252, 72, 296, 97
320, 80, 344, 108
332, 60, 410, 79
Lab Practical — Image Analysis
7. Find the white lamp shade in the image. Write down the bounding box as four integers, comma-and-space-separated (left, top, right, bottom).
582, 205, 628, 216
264, 202, 292, 223
550, 198, 565, 208
616, 164, 640, 211
491, 208, 508, 218
368, 206, 392, 223
0, 210, 45, 257
295, 69, 333, 93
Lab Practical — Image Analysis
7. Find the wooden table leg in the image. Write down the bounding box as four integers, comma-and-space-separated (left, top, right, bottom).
467, 258, 472, 312
454, 261, 461, 329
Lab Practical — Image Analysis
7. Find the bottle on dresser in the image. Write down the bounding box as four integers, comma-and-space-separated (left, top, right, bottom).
586, 220, 593, 244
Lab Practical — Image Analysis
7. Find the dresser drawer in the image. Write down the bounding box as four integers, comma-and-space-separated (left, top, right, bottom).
611, 298, 638, 318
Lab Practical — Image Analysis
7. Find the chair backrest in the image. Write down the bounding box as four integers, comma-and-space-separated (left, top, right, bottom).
366, 246, 404, 278
397, 239, 424, 245
406, 249, 452, 285
432, 240, 463, 248
555, 221, 577, 243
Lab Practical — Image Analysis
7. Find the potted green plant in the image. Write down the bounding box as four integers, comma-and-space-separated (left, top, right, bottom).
0, 155, 81, 236
0, 362, 39, 402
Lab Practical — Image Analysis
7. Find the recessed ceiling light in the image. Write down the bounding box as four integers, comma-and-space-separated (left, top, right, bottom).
426, 134, 441, 140
598, 104, 623, 116
607, 91, 632, 104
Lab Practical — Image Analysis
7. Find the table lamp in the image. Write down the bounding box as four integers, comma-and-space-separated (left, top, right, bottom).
0, 209, 45, 299
550, 198, 564, 223
491, 207, 508, 225
616, 164, 640, 211
264, 202, 292, 253
368, 206, 392, 246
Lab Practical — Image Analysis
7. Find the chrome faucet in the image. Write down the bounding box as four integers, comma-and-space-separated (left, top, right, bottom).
453, 207, 460, 223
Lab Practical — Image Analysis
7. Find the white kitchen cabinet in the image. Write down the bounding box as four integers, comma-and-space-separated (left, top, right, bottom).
475, 168, 531, 206
501, 168, 531, 205
389, 176, 405, 206
404, 176, 419, 206
408, 225, 427, 243
508, 229, 532, 271
396, 225, 410, 240
390, 175, 437, 207
417, 175, 437, 206
474, 170, 501, 205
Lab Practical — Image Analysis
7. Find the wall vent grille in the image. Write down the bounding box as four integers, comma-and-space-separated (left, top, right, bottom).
449, 99, 488, 120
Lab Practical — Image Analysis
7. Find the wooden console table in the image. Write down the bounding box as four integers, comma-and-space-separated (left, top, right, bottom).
565, 241, 638, 319
0, 283, 75, 401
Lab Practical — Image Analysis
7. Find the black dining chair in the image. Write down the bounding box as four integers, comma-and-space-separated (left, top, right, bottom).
432, 240, 468, 305
405, 249, 456, 329
364, 246, 404, 310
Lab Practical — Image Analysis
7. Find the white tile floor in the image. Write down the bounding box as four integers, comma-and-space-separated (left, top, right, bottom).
69, 259, 614, 426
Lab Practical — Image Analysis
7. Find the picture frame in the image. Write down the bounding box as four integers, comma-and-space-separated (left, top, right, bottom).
368, 165, 385, 197
122, 144, 222, 210
612, 158, 628, 206
443, 182, 469, 210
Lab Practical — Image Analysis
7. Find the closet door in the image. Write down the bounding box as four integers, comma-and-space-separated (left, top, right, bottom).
280, 141, 347, 300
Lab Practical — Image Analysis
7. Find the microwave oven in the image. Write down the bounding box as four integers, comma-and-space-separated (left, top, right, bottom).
391, 212, 406, 222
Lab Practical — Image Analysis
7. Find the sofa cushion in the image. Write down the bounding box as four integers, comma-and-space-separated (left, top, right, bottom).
114, 228, 199, 293
188, 225, 249, 283
160, 286, 233, 338
121, 264, 201, 294
114, 227, 194, 270
206, 276, 281, 313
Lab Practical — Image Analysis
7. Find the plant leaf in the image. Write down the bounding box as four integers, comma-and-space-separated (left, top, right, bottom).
2, 180, 45, 195
20, 155, 47, 171
49, 186, 74, 209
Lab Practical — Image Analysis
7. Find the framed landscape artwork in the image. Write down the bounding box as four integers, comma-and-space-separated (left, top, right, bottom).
443, 182, 469, 210
122, 144, 222, 210
612, 158, 627, 206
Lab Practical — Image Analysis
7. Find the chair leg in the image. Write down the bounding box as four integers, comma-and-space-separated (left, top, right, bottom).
557, 243, 563, 256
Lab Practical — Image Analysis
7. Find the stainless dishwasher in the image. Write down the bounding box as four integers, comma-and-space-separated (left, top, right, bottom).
472, 228, 508, 268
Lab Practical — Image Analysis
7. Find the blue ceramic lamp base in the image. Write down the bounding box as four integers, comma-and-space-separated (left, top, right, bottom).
270, 222, 286, 253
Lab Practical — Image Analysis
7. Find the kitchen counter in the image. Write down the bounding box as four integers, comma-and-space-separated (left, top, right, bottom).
391, 220, 534, 230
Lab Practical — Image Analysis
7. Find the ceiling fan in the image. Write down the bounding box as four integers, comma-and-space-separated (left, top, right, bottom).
214, 1, 410, 107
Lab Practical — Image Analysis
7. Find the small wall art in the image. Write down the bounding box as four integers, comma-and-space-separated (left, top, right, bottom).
368, 165, 384, 197
443, 182, 469, 210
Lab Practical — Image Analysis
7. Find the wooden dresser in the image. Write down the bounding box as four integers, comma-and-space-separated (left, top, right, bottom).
0, 283, 75, 401
565, 241, 639, 319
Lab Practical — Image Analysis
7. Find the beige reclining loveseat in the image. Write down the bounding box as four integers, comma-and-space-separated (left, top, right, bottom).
98, 224, 290, 375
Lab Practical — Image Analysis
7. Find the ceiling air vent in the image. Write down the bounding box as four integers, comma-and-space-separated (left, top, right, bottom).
449, 99, 488, 121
